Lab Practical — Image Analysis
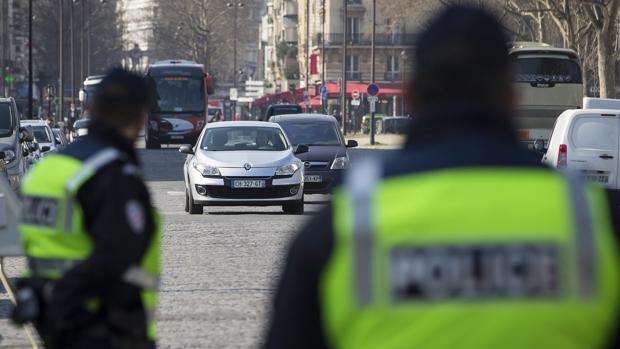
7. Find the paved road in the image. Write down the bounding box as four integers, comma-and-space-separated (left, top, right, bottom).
0, 144, 393, 348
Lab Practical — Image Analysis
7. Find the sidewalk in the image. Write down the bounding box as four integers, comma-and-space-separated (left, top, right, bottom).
347, 133, 405, 149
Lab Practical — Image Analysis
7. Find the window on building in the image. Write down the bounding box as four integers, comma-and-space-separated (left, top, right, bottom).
386, 55, 400, 72
347, 17, 360, 42
346, 55, 359, 72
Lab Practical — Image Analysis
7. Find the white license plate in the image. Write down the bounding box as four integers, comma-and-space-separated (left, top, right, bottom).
232, 180, 266, 188
304, 175, 323, 183
170, 135, 184, 140
583, 174, 609, 184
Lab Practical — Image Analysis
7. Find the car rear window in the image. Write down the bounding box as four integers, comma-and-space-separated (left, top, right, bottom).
571, 116, 618, 150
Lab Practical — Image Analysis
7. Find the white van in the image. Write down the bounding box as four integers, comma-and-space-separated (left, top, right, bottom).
543, 98, 620, 189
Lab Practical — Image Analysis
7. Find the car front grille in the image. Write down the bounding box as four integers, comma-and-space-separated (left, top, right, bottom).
303, 161, 331, 170
201, 185, 299, 199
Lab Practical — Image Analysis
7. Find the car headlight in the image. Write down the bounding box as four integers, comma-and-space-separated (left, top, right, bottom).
331, 156, 350, 170
192, 160, 221, 177
3, 150, 16, 164
275, 163, 300, 176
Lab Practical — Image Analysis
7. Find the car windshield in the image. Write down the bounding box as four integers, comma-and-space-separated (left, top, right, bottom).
0, 104, 13, 137
201, 127, 288, 151
74, 119, 90, 129
150, 76, 205, 113
32, 126, 52, 143
515, 58, 582, 83
279, 122, 341, 146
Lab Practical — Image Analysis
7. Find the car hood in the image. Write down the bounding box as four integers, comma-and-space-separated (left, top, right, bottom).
294, 145, 346, 162
196, 149, 295, 168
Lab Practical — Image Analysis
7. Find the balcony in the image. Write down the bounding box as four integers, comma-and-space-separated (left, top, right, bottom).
319, 33, 416, 47
384, 71, 402, 81
346, 71, 362, 80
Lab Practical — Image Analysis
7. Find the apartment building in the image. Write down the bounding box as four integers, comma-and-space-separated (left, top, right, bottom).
261, 0, 300, 93
0, 0, 28, 96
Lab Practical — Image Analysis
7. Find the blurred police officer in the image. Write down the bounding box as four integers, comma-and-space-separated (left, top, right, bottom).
16, 68, 160, 349
264, 5, 619, 349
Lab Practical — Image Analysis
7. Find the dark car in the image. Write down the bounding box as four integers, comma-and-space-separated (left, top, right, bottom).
270, 114, 357, 194
261, 104, 302, 121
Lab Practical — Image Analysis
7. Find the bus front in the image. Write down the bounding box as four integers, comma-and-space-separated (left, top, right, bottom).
146, 63, 207, 148
510, 45, 583, 146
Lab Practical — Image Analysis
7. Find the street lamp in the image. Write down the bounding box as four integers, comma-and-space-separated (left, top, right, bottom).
341, 0, 348, 135
227, 1, 244, 120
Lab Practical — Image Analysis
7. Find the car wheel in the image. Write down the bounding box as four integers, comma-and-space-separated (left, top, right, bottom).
188, 189, 203, 215
283, 198, 304, 215
145, 131, 161, 149
184, 188, 190, 212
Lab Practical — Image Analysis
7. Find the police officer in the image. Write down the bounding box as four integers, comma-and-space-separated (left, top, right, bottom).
264, 6, 619, 349
16, 68, 160, 349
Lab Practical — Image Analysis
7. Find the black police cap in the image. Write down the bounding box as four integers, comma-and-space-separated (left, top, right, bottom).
95, 67, 149, 107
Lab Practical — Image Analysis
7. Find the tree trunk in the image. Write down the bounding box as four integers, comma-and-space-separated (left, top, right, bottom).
597, 30, 616, 98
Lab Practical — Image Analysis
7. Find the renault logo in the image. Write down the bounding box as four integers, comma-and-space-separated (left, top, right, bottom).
244, 163, 252, 171
304, 162, 311, 168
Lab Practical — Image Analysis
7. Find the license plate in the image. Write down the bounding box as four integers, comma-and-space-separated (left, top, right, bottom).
583, 174, 609, 184
304, 175, 323, 183
232, 180, 266, 188
170, 135, 184, 140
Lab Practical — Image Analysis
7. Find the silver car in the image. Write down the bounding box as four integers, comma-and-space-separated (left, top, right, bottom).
181, 121, 307, 214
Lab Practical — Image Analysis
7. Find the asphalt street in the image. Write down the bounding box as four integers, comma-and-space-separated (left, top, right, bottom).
0, 143, 393, 348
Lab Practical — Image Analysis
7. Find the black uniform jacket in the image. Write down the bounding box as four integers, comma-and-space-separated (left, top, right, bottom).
48, 121, 155, 330
263, 109, 620, 349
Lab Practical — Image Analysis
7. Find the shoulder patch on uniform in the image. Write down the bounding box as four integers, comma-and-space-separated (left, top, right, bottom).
125, 199, 146, 234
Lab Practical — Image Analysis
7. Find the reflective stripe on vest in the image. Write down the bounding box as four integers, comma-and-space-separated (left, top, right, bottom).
64, 148, 122, 231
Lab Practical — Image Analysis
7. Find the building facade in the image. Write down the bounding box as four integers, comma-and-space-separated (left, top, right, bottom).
1, 0, 28, 97
117, 0, 155, 71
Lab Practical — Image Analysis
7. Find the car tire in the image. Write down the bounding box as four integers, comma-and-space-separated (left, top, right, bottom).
188, 189, 203, 215
184, 188, 190, 213
145, 131, 161, 149
283, 198, 304, 215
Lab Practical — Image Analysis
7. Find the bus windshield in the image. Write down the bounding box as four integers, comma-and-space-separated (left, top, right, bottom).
515, 58, 582, 84
150, 76, 205, 113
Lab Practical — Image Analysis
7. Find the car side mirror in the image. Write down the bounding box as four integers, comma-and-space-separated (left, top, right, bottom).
41, 146, 51, 152
30, 143, 39, 152
179, 145, 194, 155
346, 140, 358, 148
55, 137, 62, 145
294, 144, 309, 155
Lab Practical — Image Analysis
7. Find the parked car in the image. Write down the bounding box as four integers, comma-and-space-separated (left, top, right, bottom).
21, 120, 60, 154
261, 104, 303, 121
72, 118, 90, 141
181, 121, 306, 214
382, 116, 411, 134
52, 128, 69, 148
542, 98, 620, 203
270, 114, 357, 194
0, 98, 28, 188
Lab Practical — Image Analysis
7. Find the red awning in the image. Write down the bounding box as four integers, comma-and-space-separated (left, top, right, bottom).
298, 96, 323, 108
324, 82, 403, 97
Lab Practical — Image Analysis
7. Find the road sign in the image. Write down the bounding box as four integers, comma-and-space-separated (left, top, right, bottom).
368, 96, 379, 113
230, 88, 238, 101
352, 90, 360, 100
367, 84, 380, 96
319, 85, 327, 95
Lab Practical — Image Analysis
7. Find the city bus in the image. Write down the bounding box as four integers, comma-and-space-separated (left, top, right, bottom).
145, 60, 214, 149
510, 42, 583, 145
